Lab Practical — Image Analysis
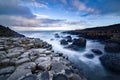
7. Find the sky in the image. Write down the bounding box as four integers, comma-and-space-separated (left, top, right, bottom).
0, 0, 120, 31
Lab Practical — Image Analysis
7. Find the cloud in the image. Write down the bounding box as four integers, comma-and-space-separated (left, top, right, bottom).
21, 0, 49, 9
0, 0, 35, 18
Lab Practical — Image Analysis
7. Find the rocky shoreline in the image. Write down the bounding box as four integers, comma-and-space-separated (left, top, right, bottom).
0, 37, 87, 80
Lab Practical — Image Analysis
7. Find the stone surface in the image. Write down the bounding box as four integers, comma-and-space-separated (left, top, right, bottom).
7, 52, 22, 58
15, 58, 30, 66
100, 54, 120, 73
7, 62, 35, 80
53, 74, 68, 80
72, 38, 86, 47
21, 74, 37, 80
60, 39, 68, 45
0, 66, 14, 75
104, 43, 120, 53
91, 49, 103, 55
51, 62, 69, 73
84, 54, 94, 59
39, 71, 49, 80
0, 59, 10, 67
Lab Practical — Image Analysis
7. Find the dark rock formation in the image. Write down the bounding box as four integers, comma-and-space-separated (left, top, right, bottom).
72, 37, 86, 47
84, 53, 94, 59
104, 43, 120, 53
54, 33, 60, 38
60, 39, 68, 45
65, 24, 120, 43
65, 36, 72, 42
91, 49, 103, 55
100, 54, 120, 74
0, 25, 25, 37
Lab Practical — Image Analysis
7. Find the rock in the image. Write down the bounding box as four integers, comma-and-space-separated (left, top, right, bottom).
7, 52, 22, 58
43, 50, 52, 55
0, 74, 10, 80
15, 58, 30, 66
7, 47, 24, 53
0, 51, 6, 60
8, 62, 36, 80
54, 33, 60, 38
65, 36, 72, 42
0, 46, 5, 51
51, 62, 69, 73
104, 43, 120, 53
0, 66, 14, 75
91, 49, 103, 55
20, 74, 37, 80
60, 39, 68, 45
35, 57, 51, 70
0, 59, 10, 67
100, 54, 120, 73
72, 37, 86, 47
65, 45, 80, 51
40, 71, 49, 80
84, 53, 94, 59
69, 74, 86, 80
65, 69, 73, 75
53, 74, 68, 80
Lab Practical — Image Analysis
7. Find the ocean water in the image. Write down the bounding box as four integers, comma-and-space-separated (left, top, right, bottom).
19, 31, 120, 80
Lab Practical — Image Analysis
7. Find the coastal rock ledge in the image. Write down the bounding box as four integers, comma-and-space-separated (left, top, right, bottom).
0, 37, 87, 80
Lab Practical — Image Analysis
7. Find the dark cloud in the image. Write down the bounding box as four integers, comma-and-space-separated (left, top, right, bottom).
0, 0, 35, 18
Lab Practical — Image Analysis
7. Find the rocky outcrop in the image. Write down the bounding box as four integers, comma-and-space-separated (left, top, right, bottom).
0, 37, 87, 80
0, 25, 25, 37
91, 49, 103, 55
100, 54, 120, 74
104, 43, 120, 53
60, 39, 68, 45
72, 37, 86, 47
65, 24, 120, 43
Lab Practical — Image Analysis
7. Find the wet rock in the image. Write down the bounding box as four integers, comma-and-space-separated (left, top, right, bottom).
100, 54, 120, 74
54, 33, 60, 38
8, 62, 35, 80
0, 66, 14, 75
39, 71, 49, 80
43, 50, 52, 55
53, 74, 68, 80
72, 37, 86, 47
7, 52, 22, 58
0, 51, 6, 60
35, 57, 51, 70
7, 47, 24, 53
0, 59, 10, 67
65, 36, 72, 42
15, 58, 30, 66
51, 62, 69, 73
20, 74, 37, 80
0, 46, 5, 51
60, 39, 68, 45
84, 53, 94, 59
91, 49, 103, 55
104, 43, 120, 53
0, 74, 10, 80
69, 74, 86, 80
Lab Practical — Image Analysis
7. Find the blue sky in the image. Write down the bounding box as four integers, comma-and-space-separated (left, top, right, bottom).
0, 0, 120, 31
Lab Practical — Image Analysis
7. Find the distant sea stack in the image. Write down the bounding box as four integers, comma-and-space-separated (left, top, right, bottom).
66, 24, 120, 43
0, 25, 25, 37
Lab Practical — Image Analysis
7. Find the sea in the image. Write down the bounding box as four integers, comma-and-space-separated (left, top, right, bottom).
18, 30, 120, 80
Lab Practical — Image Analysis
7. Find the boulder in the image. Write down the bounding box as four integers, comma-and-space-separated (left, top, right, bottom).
100, 54, 120, 73
15, 58, 30, 66
20, 74, 37, 80
0, 66, 14, 75
104, 43, 120, 53
0, 59, 10, 67
65, 36, 72, 42
8, 62, 36, 80
51, 62, 69, 73
54, 33, 60, 38
7, 52, 22, 58
35, 57, 51, 70
39, 71, 50, 80
72, 38, 86, 47
84, 53, 94, 59
91, 49, 103, 55
60, 39, 68, 45
53, 74, 68, 80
